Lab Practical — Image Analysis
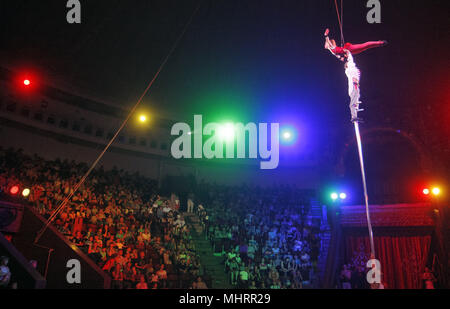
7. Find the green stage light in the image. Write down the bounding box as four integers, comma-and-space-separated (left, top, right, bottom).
217, 123, 235, 141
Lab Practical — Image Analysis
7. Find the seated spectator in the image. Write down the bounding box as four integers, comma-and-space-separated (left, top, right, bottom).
340, 264, 352, 289
136, 275, 148, 289
238, 266, 249, 289
156, 265, 167, 288
191, 277, 208, 289
0, 256, 11, 288
422, 267, 436, 289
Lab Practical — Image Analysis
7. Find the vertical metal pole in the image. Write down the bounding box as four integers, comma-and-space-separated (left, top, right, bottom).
353, 121, 376, 257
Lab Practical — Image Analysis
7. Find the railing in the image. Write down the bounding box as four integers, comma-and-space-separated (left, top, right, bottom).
9, 202, 111, 289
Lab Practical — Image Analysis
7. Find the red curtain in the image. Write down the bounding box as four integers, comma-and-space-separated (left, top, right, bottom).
345, 235, 431, 289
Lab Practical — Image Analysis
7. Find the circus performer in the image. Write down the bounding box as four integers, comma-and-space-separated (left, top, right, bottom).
324, 29, 387, 60
344, 49, 363, 121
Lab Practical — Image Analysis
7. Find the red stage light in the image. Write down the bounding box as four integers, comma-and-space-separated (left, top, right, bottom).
10, 186, 20, 195
16, 73, 38, 92
423, 188, 430, 195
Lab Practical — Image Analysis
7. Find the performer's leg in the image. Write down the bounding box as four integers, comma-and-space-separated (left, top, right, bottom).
346, 41, 386, 55
349, 87, 361, 121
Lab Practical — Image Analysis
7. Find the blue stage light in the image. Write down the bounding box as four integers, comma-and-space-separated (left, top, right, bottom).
280, 125, 298, 146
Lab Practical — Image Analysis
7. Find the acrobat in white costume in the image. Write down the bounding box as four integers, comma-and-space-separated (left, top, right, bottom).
344, 50, 364, 122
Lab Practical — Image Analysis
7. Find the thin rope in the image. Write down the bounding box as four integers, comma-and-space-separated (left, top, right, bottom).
34, 1, 203, 244
353, 121, 376, 258
334, 0, 345, 47
341, 0, 345, 45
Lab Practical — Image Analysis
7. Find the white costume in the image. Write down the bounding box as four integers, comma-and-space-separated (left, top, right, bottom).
345, 51, 360, 96
344, 51, 363, 121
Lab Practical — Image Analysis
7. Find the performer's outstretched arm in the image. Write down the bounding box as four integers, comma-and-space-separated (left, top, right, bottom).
324, 29, 345, 61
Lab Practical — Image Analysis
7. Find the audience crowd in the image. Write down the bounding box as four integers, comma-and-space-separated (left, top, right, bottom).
0, 148, 204, 289
1, 148, 323, 289
196, 184, 321, 289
